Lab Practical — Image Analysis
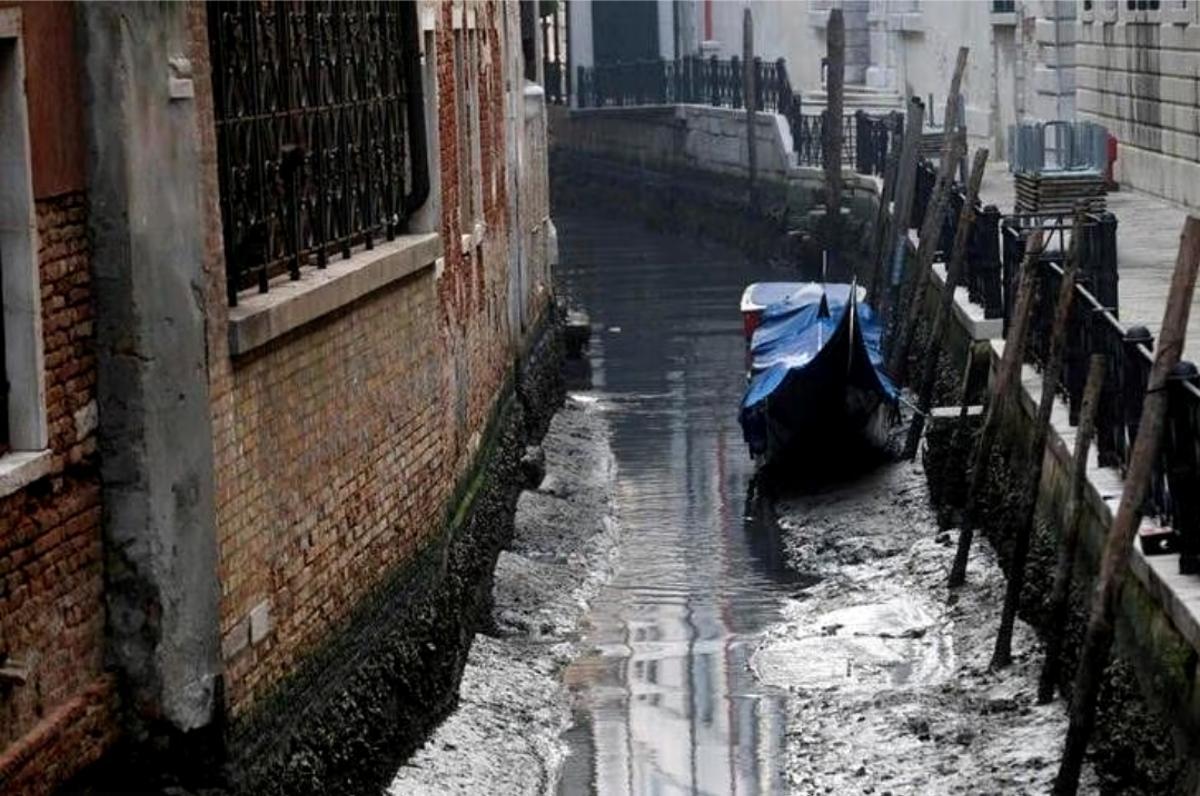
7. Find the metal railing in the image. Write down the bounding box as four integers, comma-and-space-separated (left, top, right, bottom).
208, 1, 430, 306
1004, 212, 1200, 567
544, 60, 568, 105
908, 158, 1005, 319
576, 57, 900, 174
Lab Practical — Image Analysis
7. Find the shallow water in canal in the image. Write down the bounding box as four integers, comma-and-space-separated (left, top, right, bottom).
554, 210, 799, 795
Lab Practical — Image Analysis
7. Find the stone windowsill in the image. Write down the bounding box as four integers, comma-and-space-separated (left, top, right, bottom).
228, 232, 442, 357
0, 449, 53, 499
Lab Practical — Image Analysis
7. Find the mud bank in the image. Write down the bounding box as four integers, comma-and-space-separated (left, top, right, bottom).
753, 454, 1098, 794
390, 396, 619, 795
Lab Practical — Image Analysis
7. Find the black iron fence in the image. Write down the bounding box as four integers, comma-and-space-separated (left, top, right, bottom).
576, 57, 900, 175
545, 59, 568, 104
207, 1, 430, 305
855, 111, 900, 177
908, 158, 1005, 319
904, 154, 1199, 568
1004, 212, 1200, 567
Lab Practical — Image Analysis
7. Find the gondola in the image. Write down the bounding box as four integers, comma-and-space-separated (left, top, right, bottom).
738, 281, 899, 464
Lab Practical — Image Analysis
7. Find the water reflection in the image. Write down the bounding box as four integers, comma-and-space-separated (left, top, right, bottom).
555, 211, 797, 795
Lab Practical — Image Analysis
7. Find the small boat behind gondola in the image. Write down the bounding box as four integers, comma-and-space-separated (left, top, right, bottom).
738, 281, 899, 464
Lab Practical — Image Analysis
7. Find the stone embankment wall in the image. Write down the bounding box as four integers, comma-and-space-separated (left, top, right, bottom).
550, 104, 877, 274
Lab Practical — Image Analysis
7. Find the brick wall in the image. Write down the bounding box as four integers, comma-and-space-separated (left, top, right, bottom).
0, 193, 116, 795
201, 0, 535, 718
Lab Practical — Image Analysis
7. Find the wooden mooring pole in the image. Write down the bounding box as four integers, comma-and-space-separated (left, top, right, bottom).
887, 47, 969, 380
871, 98, 924, 312
1037, 353, 1106, 704
903, 146, 990, 460
1053, 216, 1200, 796
744, 8, 757, 210
948, 229, 1046, 588
868, 139, 899, 300
887, 129, 966, 382
823, 9, 844, 236
991, 210, 1084, 669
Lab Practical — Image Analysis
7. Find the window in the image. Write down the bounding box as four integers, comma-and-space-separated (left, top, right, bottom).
991, 1, 1016, 12
207, 2, 430, 305
0, 10, 49, 463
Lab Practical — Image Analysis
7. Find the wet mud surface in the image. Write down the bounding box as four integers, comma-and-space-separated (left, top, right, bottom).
400, 204, 1106, 794
757, 450, 1098, 794
553, 205, 1097, 795
389, 397, 619, 794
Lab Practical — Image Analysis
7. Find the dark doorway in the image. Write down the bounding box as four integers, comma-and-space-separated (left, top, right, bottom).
592, 0, 658, 64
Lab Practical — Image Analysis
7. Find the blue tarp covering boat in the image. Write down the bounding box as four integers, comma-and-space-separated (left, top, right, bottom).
738, 282, 898, 461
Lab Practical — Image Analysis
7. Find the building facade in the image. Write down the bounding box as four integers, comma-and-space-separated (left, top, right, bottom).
1076, 0, 1200, 207
566, 0, 1200, 208
568, 0, 1200, 209
0, 1, 558, 793
0, 4, 114, 792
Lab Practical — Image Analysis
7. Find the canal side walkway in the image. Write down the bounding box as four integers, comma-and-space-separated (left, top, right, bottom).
977, 160, 1200, 354
388, 396, 619, 794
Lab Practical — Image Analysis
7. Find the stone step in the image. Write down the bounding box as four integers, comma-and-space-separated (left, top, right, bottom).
800, 85, 905, 113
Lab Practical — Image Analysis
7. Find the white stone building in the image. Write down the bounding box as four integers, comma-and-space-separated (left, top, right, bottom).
568, 0, 1200, 207
1076, 1, 1200, 207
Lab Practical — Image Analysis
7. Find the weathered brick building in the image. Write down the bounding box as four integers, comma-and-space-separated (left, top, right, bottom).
0, 2, 559, 793
0, 3, 116, 793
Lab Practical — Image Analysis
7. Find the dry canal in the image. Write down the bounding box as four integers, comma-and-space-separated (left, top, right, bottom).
555, 209, 798, 794
553, 206, 1090, 794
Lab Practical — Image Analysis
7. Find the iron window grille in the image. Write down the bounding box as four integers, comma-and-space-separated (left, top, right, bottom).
208, 1, 430, 306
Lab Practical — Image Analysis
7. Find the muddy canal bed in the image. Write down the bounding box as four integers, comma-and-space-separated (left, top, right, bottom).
755, 451, 1098, 794
397, 206, 1101, 794
389, 397, 619, 794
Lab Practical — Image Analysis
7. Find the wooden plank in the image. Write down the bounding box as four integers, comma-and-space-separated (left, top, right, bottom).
887, 129, 966, 381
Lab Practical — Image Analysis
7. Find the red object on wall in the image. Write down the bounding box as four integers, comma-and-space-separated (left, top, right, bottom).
1106, 133, 1119, 191
704, 0, 712, 40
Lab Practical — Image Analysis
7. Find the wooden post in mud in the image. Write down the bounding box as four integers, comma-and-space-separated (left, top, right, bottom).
886, 129, 966, 381
887, 47, 969, 381
990, 209, 1084, 669
871, 98, 924, 312
744, 8, 757, 210
823, 9, 845, 234
1054, 217, 1200, 796
903, 146, 990, 460
944, 342, 984, 505
868, 141, 899, 299
948, 229, 1046, 588
1037, 354, 1106, 704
